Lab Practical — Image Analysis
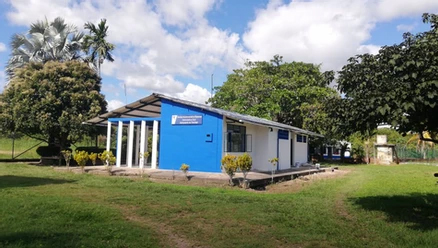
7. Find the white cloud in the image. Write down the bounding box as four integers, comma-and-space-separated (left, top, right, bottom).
0, 71, 7, 92
154, 0, 218, 27
396, 23, 417, 32
243, 0, 438, 71
0, 42, 6, 52
107, 99, 125, 111
5, 0, 241, 95
357, 45, 381, 55
175, 83, 211, 104
375, 0, 438, 21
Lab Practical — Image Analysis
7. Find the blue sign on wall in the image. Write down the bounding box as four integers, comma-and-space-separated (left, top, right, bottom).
171, 115, 203, 125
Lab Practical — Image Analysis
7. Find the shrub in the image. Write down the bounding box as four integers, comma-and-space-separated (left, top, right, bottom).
269, 157, 278, 183
61, 150, 72, 170
36, 146, 61, 157
98, 150, 116, 175
236, 153, 252, 187
89, 152, 98, 166
180, 163, 190, 180
74, 150, 89, 173
221, 154, 238, 186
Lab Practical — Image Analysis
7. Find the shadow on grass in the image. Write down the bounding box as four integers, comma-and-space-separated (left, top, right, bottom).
351, 193, 438, 231
0, 231, 80, 247
0, 175, 74, 189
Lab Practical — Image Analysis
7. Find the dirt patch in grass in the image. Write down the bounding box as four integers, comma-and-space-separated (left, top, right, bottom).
265, 169, 351, 194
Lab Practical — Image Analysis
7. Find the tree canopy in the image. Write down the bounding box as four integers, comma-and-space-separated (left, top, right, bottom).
6, 17, 84, 76
0, 61, 107, 149
208, 55, 338, 136
337, 13, 438, 143
82, 19, 115, 76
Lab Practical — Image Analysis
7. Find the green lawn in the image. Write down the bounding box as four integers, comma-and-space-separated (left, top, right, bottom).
0, 137, 46, 159
0, 163, 437, 247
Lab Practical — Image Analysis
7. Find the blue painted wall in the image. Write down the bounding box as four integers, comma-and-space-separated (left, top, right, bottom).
159, 99, 223, 172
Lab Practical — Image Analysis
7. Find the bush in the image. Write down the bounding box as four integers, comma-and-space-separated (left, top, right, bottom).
98, 150, 116, 175
74, 150, 89, 173
36, 146, 62, 157
221, 154, 238, 186
180, 163, 190, 180
236, 153, 252, 187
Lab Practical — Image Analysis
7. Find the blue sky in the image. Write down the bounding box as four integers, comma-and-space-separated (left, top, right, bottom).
0, 0, 437, 110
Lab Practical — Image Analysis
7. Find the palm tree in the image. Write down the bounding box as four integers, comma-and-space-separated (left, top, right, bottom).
82, 19, 115, 76
6, 17, 83, 76
407, 132, 435, 159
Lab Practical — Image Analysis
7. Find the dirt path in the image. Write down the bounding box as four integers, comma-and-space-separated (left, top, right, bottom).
265, 168, 351, 193
116, 205, 207, 248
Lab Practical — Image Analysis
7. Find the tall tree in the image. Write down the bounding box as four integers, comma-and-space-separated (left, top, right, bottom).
6, 17, 83, 76
208, 55, 337, 135
337, 13, 438, 143
82, 19, 115, 76
0, 61, 107, 150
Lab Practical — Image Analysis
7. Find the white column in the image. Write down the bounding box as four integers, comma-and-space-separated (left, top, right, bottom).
127, 121, 134, 168
139, 121, 146, 168
106, 121, 111, 152
135, 125, 140, 166
116, 121, 123, 167
151, 120, 159, 169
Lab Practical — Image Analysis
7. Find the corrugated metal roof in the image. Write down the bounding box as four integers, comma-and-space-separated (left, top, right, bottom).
85, 93, 323, 137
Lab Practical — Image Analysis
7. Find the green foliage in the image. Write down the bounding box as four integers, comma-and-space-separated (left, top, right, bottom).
180, 163, 190, 180
208, 55, 338, 139
61, 150, 72, 168
6, 17, 83, 76
74, 150, 89, 172
337, 13, 438, 143
36, 146, 61, 157
269, 157, 278, 167
98, 150, 116, 175
2, 163, 438, 247
0, 61, 107, 149
98, 150, 116, 166
236, 153, 252, 172
221, 154, 238, 185
82, 19, 115, 76
89, 152, 98, 166
180, 163, 189, 172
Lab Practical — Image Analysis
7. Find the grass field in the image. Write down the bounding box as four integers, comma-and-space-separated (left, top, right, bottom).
0, 136, 103, 159
1, 163, 437, 247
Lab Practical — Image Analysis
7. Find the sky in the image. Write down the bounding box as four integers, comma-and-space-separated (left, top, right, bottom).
0, 0, 437, 111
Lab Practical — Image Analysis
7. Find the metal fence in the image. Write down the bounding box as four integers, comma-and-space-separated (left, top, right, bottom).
395, 146, 438, 161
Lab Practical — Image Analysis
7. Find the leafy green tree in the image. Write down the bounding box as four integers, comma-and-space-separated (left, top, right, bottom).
0, 61, 107, 150
208, 55, 338, 135
337, 13, 438, 144
82, 19, 115, 76
6, 17, 83, 76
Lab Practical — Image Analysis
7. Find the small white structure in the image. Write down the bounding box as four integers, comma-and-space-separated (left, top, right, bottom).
375, 135, 396, 164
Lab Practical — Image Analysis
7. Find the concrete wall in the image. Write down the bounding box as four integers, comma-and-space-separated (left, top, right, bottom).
292, 133, 308, 166
159, 99, 223, 172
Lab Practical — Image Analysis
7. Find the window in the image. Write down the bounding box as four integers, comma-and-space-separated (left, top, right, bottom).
227, 124, 246, 152
296, 134, 307, 143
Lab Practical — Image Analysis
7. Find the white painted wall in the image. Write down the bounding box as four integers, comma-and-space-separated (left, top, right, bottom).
221, 118, 310, 171
292, 133, 308, 166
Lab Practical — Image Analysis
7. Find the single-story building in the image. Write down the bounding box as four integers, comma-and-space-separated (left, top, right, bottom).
85, 93, 322, 173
